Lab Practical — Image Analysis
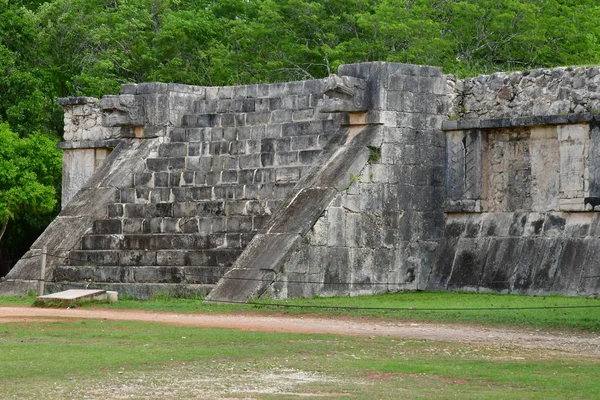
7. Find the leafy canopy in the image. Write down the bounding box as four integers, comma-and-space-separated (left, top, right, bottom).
0, 124, 62, 242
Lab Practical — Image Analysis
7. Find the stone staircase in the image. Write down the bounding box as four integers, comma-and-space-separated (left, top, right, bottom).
49, 97, 334, 297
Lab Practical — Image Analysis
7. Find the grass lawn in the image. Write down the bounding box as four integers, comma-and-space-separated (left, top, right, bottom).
3, 291, 599, 332
0, 318, 598, 399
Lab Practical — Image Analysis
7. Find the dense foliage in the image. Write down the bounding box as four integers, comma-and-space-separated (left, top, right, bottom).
0, 124, 62, 242
1, 0, 600, 266
1, 0, 599, 138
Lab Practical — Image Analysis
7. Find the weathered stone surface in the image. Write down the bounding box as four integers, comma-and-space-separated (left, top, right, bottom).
59, 97, 122, 207
206, 127, 377, 301
6, 61, 600, 301
431, 67, 600, 298
529, 238, 564, 293
557, 124, 589, 211
205, 233, 301, 302
529, 126, 560, 211
445, 238, 490, 291
478, 238, 521, 292
590, 122, 600, 198
0, 138, 160, 292
318, 74, 368, 113
578, 241, 600, 294
451, 66, 600, 121
445, 130, 482, 206
550, 239, 587, 294
265, 188, 337, 234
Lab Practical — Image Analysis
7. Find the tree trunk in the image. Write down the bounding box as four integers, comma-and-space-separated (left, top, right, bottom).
0, 217, 8, 243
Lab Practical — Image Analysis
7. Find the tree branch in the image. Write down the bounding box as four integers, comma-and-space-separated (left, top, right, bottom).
0, 217, 8, 243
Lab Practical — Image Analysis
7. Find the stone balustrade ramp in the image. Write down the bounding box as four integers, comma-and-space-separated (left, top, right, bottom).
205, 124, 381, 303
0, 138, 160, 296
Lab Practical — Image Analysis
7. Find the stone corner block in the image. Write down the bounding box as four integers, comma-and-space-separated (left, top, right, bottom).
57, 97, 99, 106
120, 84, 138, 95
136, 82, 168, 94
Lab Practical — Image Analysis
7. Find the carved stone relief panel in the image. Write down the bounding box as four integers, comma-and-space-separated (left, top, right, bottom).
485, 128, 532, 212
558, 124, 589, 211
529, 126, 560, 211
446, 123, 597, 213
445, 129, 483, 212
588, 122, 600, 210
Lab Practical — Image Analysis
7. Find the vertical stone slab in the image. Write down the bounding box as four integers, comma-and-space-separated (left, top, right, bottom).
506, 137, 532, 212
558, 124, 589, 211
551, 239, 587, 295
479, 237, 521, 292
62, 149, 96, 208
579, 239, 600, 294
510, 238, 540, 292
588, 121, 600, 198
464, 130, 483, 200
530, 126, 560, 211
446, 238, 490, 291
485, 128, 531, 212
445, 129, 482, 211
529, 238, 563, 293
446, 130, 466, 202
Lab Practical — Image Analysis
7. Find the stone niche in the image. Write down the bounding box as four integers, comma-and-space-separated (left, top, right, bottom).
446, 123, 600, 213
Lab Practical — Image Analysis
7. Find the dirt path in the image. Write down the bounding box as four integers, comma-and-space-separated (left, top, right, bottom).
2, 306, 599, 355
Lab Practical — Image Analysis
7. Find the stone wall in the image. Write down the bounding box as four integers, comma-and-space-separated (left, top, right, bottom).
2, 61, 600, 300
265, 63, 447, 299
436, 65, 600, 297
450, 66, 600, 120
428, 211, 600, 296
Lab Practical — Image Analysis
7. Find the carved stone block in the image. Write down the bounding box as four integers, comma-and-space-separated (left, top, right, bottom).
445, 129, 483, 211
589, 121, 600, 197
558, 124, 589, 210
317, 74, 368, 113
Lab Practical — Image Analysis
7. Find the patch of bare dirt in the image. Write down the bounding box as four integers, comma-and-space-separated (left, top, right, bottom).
16, 365, 345, 400
0, 317, 61, 324
1, 306, 599, 356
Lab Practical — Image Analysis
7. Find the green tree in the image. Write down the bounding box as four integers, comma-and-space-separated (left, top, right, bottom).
0, 0, 61, 137
0, 124, 62, 242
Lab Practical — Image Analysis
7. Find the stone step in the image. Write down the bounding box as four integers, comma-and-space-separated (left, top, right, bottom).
45, 281, 215, 300
69, 248, 243, 267
180, 114, 330, 135
135, 165, 310, 188
82, 233, 255, 251
158, 140, 250, 158
102, 200, 282, 220
118, 182, 297, 204
91, 217, 261, 235
53, 265, 229, 285
145, 154, 320, 174
167, 128, 327, 154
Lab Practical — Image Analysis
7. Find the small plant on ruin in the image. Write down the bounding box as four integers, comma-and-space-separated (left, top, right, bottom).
367, 146, 381, 163
346, 173, 362, 192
